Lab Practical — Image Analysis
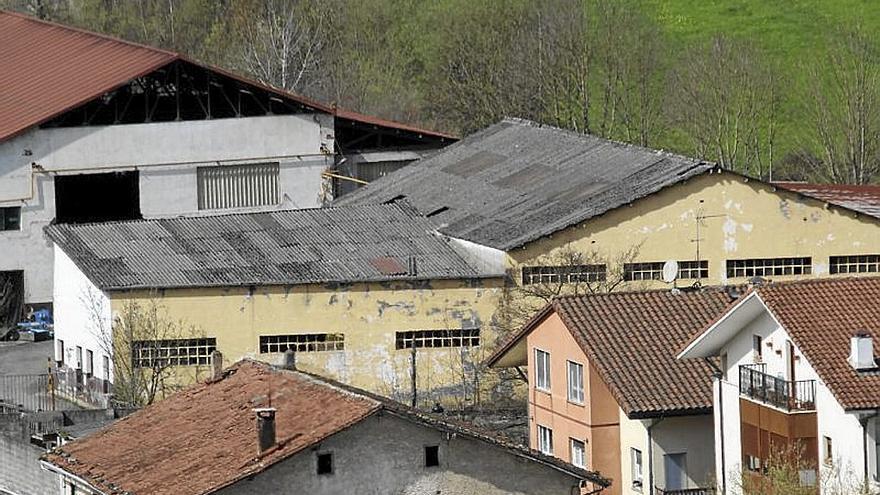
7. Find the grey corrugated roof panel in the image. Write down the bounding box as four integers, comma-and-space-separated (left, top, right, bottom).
46, 203, 503, 291
335, 118, 717, 250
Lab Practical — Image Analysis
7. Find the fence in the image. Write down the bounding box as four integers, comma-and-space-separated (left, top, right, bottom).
0, 370, 109, 412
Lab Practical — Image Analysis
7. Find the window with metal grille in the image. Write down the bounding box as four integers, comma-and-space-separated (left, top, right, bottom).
829, 255, 880, 274
131, 338, 216, 368
395, 329, 480, 350
726, 257, 811, 278
197, 163, 280, 210
521, 264, 606, 285
623, 260, 709, 281
0, 207, 21, 231
259, 333, 345, 353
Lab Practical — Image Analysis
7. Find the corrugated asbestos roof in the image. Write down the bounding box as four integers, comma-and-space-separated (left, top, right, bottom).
45, 203, 497, 290
336, 118, 716, 250
487, 288, 734, 417
0, 10, 451, 142
776, 182, 880, 219
44, 360, 607, 495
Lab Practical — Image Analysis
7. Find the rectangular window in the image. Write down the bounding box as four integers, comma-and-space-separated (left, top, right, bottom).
746, 455, 761, 472
830, 255, 880, 275
537, 425, 553, 455
56, 339, 65, 366
535, 348, 551, 392
259, 333, 344, 353
631, 448, 644, 488
0, 207, 21, 231
102, 355, 110, 381
753, 335, 763, 360
131, 338, 216, 368
824, 436, 833, 466
570, 438, 586, 468
726, 257, 811, 278
317, 453, 333, 475
85, 350, 94, 376
197, 162, 280, 210
75, 346, 83, 370
623, 260, 709, 281
395, 329, 480, 350
425, 445, 440, 467
521, 264, 606, 285
567, 360, 584, 404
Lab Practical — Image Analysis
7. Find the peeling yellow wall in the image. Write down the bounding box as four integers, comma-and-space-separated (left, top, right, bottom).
110, 278, 504, 406
510, 171, 880, 286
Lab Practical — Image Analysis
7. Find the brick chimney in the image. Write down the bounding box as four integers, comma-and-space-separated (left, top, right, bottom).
211, 350, 223, 380
281, 349, 296, 370
254, 408, 277, 454
850, 331, 875, 370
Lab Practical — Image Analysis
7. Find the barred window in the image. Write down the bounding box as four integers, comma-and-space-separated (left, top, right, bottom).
132, 338, 216, 368
829, 255, 880, 275
521, 265, 606, 285
726, 257, 811, 278
197, 163, 280, 210
623, 260, 709, 281
259, 333, 345, 353
395, 329, 480, 350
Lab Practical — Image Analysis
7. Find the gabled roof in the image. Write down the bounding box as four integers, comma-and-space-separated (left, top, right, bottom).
45, 203, 500, 291
0, 10, 450, 142
43, 360, 607, 494
487, 288, 735, 418
775, 182, 880, 219
335, 118, 717, 250
682, 277, 880, 411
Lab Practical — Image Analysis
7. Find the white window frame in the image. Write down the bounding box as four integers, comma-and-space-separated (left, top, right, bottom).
537, 425, 553, 455
535, 348, 551, 392
570, 438, 586, 468
631, 447, 644, 489
567, 360, 584, 404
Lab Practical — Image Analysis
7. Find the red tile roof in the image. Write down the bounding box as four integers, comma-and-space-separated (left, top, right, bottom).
0, 10, 451, 143
488, 288, 735, 417
754, 277, 880, 410
775, 182, 880, 219
44, 360, 606, 494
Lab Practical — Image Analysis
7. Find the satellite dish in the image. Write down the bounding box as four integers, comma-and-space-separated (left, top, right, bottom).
662, 260, 679, 284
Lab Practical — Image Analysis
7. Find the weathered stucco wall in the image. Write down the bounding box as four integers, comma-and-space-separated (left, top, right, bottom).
109, 278, 504, 406
510, 172, 880, 287
0, 114, 334, 304
217, 412, 585, 495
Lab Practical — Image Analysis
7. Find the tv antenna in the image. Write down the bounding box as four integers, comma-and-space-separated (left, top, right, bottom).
691, 205, 726, 283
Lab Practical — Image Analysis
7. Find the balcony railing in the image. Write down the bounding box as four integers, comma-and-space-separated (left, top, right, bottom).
739, 365, 816, 412
654, 487, 714, 495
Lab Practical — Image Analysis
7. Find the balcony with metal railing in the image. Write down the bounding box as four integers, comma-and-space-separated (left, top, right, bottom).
739, 364, 816, 412
654, 487, 715, 495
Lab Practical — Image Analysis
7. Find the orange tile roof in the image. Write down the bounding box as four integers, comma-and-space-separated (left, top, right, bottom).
44, 360, 606, 494
754, 277, 880, 410
488, 288, 735, 418
0, 10, 451, 143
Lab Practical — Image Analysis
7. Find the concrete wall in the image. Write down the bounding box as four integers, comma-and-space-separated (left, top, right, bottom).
650, 415, 716, 490
714, 303, 880, 493
0, 114, 334, 304
510, 172, 880, 288
0, 414, 61, 495
218, 412, 586, 495
91, 278, 504, 406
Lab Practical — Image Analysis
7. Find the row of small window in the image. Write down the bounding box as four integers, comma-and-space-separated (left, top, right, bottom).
130, 330, 482, 368
56, 339, 110, 380
315, 445, 441, 476
536, 425, 587, 469
534, 349, 585, 404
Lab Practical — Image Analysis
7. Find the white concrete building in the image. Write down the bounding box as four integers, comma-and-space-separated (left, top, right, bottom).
0, 11, 452, 311
680, 277, 880, 494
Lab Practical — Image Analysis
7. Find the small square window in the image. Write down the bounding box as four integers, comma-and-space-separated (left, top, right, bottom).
0, 207, 21, 231
425, 445, 439, 467
317, 453, 333, 475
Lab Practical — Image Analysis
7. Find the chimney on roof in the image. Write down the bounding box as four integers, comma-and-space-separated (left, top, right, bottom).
281, 349, 296, 370
254, 408, 277, 454
850, 331, 876, 370
211, 350, 223, 380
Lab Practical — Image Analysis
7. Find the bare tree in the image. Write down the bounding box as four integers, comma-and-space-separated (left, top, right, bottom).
798, 28, 880, 185
670, 36, 779, 179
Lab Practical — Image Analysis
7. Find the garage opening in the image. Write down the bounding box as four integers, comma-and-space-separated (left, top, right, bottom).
55, 171, 141, 224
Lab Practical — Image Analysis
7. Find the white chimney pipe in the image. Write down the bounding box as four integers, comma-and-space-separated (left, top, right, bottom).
850, 332, 875, 370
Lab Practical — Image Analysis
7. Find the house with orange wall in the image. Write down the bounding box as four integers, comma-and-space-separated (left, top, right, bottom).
488, 288, 735, 495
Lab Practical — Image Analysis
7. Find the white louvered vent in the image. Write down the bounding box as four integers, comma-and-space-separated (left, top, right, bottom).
197, 163, 280, 210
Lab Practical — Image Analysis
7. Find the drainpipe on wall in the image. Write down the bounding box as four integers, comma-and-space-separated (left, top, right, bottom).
705, 357, 726, 495
861, 411, 879, 487
647, 418, 664, 493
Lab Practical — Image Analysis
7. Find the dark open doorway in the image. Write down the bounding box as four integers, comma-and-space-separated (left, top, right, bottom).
55, 171, 141, 224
